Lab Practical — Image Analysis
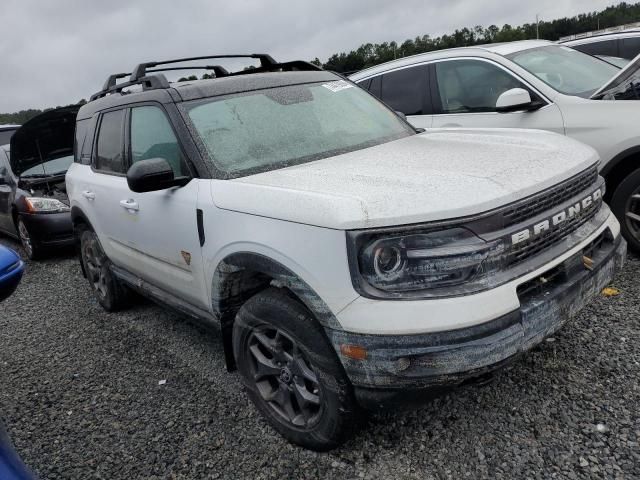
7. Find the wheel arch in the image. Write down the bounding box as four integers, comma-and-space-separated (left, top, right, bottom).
71, 206, 96, 278
212, 251, 343, 371
601, 146, 640, 201
71, 206, 96, 234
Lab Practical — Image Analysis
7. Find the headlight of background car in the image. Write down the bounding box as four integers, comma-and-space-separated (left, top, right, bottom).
24, 197, 70, 213
348, 227, 505, 299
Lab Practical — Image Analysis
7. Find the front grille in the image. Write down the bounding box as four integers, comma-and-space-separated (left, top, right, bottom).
516, 262, 566, 299
516, 228, 610, 300
502, 166, 599, 228
507, 201, 601, 266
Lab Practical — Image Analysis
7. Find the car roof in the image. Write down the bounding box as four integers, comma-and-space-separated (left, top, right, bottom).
349, 40, 552, 80
169, 70, 340, 101
0, 125, 21, 130
79, 70, 340, 119
560, 29, 640, 45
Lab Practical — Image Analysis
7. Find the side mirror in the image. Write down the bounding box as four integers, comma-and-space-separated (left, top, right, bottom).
496, 88, 538, 112
126, 158, 189, 193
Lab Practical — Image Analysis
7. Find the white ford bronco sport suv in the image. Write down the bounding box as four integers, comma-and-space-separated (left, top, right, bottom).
66, 54, 626, 450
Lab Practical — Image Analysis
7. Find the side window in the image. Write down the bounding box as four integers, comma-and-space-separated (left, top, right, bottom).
379, 66, 427, 115
368, 75, 382, 99
0, 149, 10, 181
74, 119, 89, 164
357, 78, 372, 91
575, 39, 619, 57
94, 110, 125, 174
130, 106, 187, 176
434, 60, 530, 114
620, 37, 640, 59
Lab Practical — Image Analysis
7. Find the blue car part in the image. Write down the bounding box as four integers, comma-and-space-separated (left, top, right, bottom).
0, 245, 24, 302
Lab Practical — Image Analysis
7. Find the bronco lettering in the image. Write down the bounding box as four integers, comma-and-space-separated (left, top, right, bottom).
511, 188, 603, 246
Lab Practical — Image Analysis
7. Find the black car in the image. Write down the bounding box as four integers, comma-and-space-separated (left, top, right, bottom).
0, 107, 78, 259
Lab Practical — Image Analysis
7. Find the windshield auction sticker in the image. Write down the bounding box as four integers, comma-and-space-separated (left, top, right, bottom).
322, 80, 354, 92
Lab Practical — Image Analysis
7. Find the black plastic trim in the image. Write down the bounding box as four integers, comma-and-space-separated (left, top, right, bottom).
197, 208, 205, 246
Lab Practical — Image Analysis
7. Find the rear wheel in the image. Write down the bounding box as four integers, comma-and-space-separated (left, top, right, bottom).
610, 168, 640, 252
233, 288, 358, 451
80, 230, 130, 311
17, 218, 44, 260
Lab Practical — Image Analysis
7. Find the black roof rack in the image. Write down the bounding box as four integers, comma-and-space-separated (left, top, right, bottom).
90, 53, 322, 101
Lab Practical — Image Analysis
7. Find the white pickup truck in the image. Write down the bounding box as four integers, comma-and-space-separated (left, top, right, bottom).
64, 54, 626, 450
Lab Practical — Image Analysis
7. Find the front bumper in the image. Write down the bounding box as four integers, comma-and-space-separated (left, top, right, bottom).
330, 229, 626, 411
20, 211, 74, 247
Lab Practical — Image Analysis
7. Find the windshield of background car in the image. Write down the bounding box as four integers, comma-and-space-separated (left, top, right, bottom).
185, 80, 414, 178
20, 155, 73, 177
507, 45, 619, 97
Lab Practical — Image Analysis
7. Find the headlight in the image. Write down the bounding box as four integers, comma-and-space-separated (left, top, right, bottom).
349, 227, 505, 299
24, 197, 70, 213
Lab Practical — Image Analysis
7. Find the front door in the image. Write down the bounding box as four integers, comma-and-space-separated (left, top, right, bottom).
429, 59, 565, 134
121, 105, 207, 308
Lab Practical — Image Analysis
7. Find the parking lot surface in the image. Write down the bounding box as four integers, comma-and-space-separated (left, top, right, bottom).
0, 237, 638, 479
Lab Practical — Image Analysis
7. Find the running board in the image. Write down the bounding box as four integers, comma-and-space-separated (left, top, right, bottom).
110, 264, 218, 330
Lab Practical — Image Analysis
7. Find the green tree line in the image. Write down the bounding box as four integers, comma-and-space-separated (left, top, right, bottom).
319, 1, 640, 72
2, 2, 639, 122
0, 100, 86, 126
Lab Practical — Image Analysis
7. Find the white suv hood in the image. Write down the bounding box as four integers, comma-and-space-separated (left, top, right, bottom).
211, 129, 599, 230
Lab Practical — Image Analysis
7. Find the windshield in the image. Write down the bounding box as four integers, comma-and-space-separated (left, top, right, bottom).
185, 80, 414, 178
20, 155, 73, 177
507, 45, 619, 97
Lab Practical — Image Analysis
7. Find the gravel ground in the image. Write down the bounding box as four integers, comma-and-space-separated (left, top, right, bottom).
0, 237, 639, 480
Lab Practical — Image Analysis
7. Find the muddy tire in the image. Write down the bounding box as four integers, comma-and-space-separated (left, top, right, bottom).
233, 288, 359, 451
79, 230, 130, 312
610, 167, 640, 252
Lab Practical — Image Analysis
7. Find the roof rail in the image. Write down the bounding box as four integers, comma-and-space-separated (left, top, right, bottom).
130, 54, 277, 81
90, 53, 322, 102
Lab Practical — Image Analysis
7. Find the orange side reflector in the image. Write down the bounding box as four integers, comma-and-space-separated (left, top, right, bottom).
340, 344, 368, 361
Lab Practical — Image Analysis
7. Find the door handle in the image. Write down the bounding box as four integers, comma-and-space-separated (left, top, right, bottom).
82, 190, 95, 200
119, 199, 139, 212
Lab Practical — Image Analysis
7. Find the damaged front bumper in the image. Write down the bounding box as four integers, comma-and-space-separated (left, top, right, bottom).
331, 229, 626, 411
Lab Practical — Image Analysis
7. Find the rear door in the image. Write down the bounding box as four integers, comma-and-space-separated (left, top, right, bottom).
429, 58, 565, 133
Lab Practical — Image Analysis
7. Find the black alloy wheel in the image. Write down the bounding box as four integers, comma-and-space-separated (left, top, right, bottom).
247, 325, 323, 428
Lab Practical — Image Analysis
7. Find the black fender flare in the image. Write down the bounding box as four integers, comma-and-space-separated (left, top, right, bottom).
70, 206, 96, 278
211, 252, 343, 369
70, 206, 96, 234
601, 145, 640, 179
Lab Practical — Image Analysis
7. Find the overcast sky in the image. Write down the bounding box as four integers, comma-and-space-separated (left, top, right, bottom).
0, 0, 621, 112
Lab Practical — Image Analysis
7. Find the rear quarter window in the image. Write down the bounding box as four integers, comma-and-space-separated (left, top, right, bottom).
94, 110, 125, 174
74, 119, 89, 164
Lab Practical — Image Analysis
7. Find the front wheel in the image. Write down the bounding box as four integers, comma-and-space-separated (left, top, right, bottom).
610, 168, 640, 252
233, 288, 359, 451
79, 230, 130, 311
17, 218, 44, 260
